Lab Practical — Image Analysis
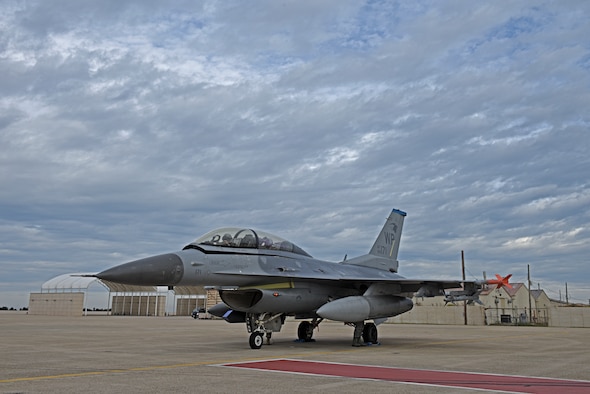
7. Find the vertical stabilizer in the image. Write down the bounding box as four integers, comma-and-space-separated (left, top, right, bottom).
370, 208, 405, 262
343, 208, 406, 272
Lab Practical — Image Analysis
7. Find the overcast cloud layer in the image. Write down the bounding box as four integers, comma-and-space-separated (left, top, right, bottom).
1, 1, 589, 307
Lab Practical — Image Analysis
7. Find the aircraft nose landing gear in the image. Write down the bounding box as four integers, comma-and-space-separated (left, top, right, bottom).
249, 332, 264, 349
246, 313, 285, 349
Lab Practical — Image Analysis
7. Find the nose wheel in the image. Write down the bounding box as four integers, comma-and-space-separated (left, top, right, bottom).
246, 312, 284, 349
249, 332, 264, 349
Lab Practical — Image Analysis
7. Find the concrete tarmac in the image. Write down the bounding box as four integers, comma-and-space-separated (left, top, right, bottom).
1, 312, 588, 393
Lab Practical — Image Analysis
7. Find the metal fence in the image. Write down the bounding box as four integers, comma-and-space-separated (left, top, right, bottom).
484, 307, 549, 326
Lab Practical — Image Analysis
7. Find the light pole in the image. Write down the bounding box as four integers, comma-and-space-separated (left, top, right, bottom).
494, 296, 499, 324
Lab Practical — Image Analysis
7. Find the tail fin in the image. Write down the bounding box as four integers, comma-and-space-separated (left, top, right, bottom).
343, 208, 406, 272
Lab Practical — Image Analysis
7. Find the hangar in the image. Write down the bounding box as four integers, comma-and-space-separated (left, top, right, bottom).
28, 273, 208, 317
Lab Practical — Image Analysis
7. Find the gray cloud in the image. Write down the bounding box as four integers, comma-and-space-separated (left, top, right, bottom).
1, 0, 589, 307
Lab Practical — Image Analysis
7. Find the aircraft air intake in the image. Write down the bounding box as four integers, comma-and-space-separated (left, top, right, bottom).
219, 288, 329, 314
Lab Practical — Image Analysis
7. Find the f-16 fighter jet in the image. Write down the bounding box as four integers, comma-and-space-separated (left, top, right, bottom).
96, 208, 509, 349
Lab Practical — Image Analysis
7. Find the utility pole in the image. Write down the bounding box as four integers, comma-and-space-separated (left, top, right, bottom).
462, 250, 467, 325
565, 282, 569, 305
528, 264, 532, 324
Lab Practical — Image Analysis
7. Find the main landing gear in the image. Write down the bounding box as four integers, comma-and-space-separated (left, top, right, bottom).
246, 314, 378, 348
246, 313, 323, 349
297, 318, 322, 342
298, 319, 377, 347
351, 321, 378, 346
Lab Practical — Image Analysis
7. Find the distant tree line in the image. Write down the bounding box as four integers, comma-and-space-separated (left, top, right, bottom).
0, 306, 28, 311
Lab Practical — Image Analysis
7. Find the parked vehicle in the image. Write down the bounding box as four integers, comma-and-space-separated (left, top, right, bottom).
191, 307, 206, 319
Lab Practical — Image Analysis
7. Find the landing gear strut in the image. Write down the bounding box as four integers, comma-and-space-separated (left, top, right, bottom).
246, 312, 285, 349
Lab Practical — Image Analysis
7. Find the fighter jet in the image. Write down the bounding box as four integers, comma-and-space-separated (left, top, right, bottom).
96, 208, 508, 349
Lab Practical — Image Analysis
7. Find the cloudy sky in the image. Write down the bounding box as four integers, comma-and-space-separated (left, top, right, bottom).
1, 1, 589, 308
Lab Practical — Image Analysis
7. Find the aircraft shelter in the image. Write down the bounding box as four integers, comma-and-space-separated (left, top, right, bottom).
29, 273, 207, 317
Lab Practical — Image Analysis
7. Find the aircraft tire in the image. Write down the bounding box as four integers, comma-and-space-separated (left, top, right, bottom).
297, 321, 313, 341
362, 322, 378, 344
249, 332, 263, 349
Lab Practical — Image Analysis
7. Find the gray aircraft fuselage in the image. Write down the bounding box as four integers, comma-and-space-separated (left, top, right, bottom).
95, 209, 495, 348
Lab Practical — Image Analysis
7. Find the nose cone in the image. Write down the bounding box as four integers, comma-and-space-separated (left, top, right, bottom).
97, 253, 184, 286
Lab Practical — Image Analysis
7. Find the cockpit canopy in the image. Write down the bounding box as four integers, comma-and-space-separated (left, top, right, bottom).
187, 227, 311, 257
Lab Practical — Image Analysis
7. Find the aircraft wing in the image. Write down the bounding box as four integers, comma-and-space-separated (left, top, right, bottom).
210, 266, 464, 296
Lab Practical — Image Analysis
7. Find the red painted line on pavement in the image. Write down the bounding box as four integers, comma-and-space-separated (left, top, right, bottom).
221, 359, 590, 393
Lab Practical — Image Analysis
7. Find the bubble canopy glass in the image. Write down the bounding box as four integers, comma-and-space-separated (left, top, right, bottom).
186, 227, 311, 257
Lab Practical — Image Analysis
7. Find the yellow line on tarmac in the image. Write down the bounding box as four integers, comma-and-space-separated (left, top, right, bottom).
0, 361, 223, 384
0, 349, 356, 384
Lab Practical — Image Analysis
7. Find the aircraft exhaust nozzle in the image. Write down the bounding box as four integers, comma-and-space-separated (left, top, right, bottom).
316, 295, 413, 322
96, 253, 184, 286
